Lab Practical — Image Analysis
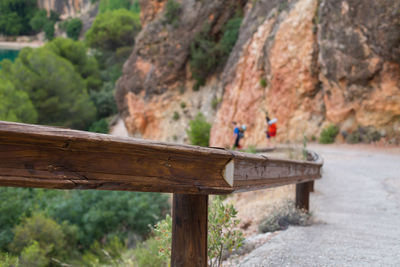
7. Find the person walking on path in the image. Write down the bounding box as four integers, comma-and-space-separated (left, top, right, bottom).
264, 111, 277, 147
233, 122, 246, 149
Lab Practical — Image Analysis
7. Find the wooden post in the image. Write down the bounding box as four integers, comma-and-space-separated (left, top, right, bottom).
171, 194, 208, 267
296, 181, 311, 211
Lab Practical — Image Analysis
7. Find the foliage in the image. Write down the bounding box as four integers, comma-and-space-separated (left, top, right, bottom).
10, 213, 67, 262
88, 118, 109, 133
186, 112, 211, 147
208, 196, 244, 267
99, 0, 140, 13
190, 14, 242, 90
260, 78, 267, 88
150, 197, 243, 267
29, 9, 47, 32
45, 38, 102, 91
82, 236, 124, 266
19, 241, 48, 267
43, 21, 55, 40
65, 18, 83, 40
164, 0, 181, 27
153, 214, 172, 263
319, 124, 339, 144
211, 97, 221, 110
346, 126, 381, 144
0, 0, 37, 36
86, 9, 141, 51
173, 111, 180, 121
243, 145, 257, 154
302, 134, 308, 160
0, 74, 37, 123
0, 252, 19, 267
180, 102, 186, 109
0, 47, 96, 129
258, 200, 311, 233
90, 82, 117, 118
133, 237, 167, 267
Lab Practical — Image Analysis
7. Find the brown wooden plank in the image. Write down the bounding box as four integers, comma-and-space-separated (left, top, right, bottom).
0, 121, 323, 194
171, 194, 208, 267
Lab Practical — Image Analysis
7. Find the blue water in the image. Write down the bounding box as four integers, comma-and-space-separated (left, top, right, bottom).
0, 49, 19, 68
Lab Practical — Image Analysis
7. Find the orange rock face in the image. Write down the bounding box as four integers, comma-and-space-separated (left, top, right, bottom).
117, 0, 400, 145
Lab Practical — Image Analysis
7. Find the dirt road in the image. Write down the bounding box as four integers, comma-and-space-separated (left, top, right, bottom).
239, 144, 400, 266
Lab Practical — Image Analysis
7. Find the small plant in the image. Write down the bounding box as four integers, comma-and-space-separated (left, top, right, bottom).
258, 200, 311, 233
319, 124, 339, 144
151, 197, 244, 267
88, 118, 109, 133
243, 145, 257, 154
259, 78, 267, 88
346, 126, 381, 144
173, 111, 180, 121
164, 0, 181, 27
302, 134, 308, 160
186, 113, 211, 147
211, 97, 221, 110
180, 101, 187, 109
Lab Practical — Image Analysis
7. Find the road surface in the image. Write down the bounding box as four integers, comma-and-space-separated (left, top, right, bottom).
239, 144, 400, 267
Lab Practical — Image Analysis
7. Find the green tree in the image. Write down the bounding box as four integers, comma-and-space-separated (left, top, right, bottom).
85, 9, 141, 51
10, 213, 66, 261
65, 18, 83, 40
2, 47, 96, 129
186, 112, 211, 147
29, 9, 48, 33
0, 74, 37, 123
19, 241, 49, 267
45, 38, 102, 91
0, 0, 37, 35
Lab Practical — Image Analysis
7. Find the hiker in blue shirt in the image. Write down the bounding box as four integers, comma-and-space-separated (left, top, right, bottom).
233, 122, 246, 149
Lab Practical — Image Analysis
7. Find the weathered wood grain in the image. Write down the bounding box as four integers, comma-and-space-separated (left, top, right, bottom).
0, 121, 323, 194
171, 194, 208, 267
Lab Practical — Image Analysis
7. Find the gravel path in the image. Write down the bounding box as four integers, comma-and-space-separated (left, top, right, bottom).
239, 144, 400, 267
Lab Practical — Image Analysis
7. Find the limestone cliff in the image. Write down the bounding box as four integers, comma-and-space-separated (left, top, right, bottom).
116, 0, 400, 146
37, 0, 92, 19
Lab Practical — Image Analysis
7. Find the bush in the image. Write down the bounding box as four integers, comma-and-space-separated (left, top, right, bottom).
65, 18, 83, 40
180, 102, 186, 109
150, 197, 243, 267
86, 9, 141, 51
260, 78, 267, 88
173, 111, 180, 121
186, 112, 211, 147
164, 0, 181, 27
10, 213, 66, 261
259, 200, 311, 233
43, 21, 55, 40
88, 118, 109, 133
319, 124, 339, 144
19, 241, 49, 267
346, 126, 381, 144
190, 14, 242, 90
133, 237, 167, 267
90, 82, 117, 118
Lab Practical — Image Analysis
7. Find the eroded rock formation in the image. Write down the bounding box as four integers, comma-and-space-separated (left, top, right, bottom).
116, 0, 400, 145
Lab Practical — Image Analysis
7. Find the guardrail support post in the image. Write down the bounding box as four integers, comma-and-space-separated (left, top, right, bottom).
296, 182, 312, 211
171, 194, 208, 267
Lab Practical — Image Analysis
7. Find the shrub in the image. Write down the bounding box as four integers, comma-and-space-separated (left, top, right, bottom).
19, 241, 49, 267
0, 0, 37, 36
180, 101, 186, 109
186, 112, 211, 147
258, 200, 311, 233
211, 97, 221, 110
260, 78, 267, 88
86, 9, 141, 51
43, 21, 55, 40
65, 18, 83, 40
190, 14, 242, 90
10, 213, 66, 261
90, 82, 117, 118
346, 126, 381, 144
173, 111, 180, 121
150, 197, 243, 267
88, 118, 109, 133
164, 0, 181, 27
133, 237, 167, 267
319, 124, 339, 144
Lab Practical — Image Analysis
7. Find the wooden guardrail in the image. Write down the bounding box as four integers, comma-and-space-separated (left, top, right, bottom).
0, 121, 323, 266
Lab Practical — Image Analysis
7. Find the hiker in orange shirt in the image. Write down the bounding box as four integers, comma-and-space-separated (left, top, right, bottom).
265, 115, 277, 147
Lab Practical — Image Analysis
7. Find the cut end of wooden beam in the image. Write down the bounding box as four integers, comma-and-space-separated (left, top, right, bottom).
223, 160, 234, 187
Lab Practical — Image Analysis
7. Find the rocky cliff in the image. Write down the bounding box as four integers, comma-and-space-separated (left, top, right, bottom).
116, 0, 400, 146
37, 0, 92, 19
